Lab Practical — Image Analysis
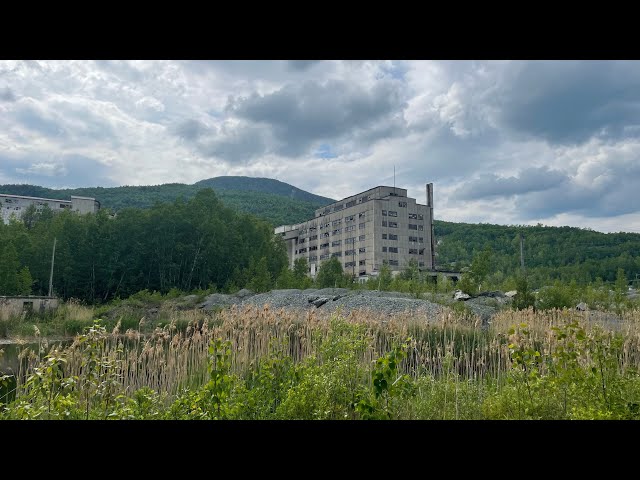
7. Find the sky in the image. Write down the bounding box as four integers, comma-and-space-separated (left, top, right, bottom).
1, 60, 639, 233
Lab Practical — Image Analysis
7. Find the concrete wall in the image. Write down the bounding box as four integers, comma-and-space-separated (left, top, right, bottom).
275, 184, 435, 278
0, 296, 59, 318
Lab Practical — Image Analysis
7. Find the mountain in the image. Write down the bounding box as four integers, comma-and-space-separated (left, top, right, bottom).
194, 176, 333, 205
0, 176, 335, 226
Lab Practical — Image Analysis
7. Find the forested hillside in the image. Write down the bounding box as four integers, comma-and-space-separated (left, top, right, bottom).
0, 176, 334, 226
434, 220, 640, 287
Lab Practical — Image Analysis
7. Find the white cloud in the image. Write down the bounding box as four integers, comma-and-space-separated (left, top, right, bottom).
0, 60, 639, 233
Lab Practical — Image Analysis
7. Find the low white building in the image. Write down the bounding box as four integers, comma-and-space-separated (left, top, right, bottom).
1, 193, 100, 224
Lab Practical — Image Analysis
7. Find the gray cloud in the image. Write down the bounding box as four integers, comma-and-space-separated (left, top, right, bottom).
15, 105, 67, 138
174, 119, 208, 141
455, 167, 568, 201
228, 79, 407, 157
287, 60, 320, 71
498, 61, 640, 144
0, 86, 15, 102
196, 123, 268, 164
0, 154, 116, 188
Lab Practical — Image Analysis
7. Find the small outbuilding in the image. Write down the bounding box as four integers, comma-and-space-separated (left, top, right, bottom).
0, 296, 59, 316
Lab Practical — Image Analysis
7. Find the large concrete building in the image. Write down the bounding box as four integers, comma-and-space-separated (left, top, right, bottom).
1, 193, 100, 225
275, 184, 436, 279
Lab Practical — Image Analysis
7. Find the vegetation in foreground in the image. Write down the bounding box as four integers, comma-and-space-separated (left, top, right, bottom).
2, 305, 640, 420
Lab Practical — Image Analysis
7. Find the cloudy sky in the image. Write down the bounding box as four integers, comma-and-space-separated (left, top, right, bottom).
1, 60, 639, 233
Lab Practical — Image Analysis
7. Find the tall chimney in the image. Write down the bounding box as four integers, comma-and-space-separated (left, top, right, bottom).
426, 183, 436, 270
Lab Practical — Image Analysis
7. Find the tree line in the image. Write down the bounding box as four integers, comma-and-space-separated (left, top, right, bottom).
0, 189, 288, 301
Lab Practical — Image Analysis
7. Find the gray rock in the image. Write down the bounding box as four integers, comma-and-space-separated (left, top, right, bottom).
454, 291, 471, 301
505, 290, 518, 297
576, 302, 588, 311
312, 297, 330, 308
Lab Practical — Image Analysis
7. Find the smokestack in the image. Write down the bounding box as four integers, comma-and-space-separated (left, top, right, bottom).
426, 183, 435, 270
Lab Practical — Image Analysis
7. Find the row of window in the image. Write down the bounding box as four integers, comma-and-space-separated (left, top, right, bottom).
382, 210, 398, 217
298, 247, 367, 255
382, 247, 426, 254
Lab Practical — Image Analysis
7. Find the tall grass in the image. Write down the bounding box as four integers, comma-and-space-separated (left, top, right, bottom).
8, 304, 640, 410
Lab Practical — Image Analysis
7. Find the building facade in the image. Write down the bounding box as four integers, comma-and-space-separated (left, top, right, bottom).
275, 184, 436, 279
1, 194, 100, 225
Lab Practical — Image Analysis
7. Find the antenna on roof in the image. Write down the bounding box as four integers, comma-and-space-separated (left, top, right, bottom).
393, 165, 396, 195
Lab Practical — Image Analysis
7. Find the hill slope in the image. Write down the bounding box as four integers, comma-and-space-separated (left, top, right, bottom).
0, 176, 334, 226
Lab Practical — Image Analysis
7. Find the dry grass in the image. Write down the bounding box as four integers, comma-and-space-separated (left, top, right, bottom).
11, 304, 640, 404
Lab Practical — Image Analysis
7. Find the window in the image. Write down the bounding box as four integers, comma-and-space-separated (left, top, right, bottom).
382, 210, 387, 216
408, 224, 417, 230
320, 242, 329, 249
389, 259, 399, 266
358, 247, 366, 253
60, 204, 71, 209
331, 252, 342, 257
345, 215, 355, 222
382, 246, 387, 252
22, 301, 34, 312
322, 232, 330, 238
418, 214, 423, 220
333, 204, 344, 212
389, 222, 397, 228
388, 247, 398, 253
408, 213, 417, 219
419, 262, 425, 267
409, 236, 418, 242
382, 221, 387, 227
332, 219, 341, 227
388, 211, 397, 217
309, 245, 318, 251
419, 237, 424, 243
320, 253, 330, 260
332, 240, 341, 247
332, 229, 341, 235
310, 256, 318, 261
298, 247, 307, 253
418, 225, 424, 231
359, 235, 365, 241
345, 249, 355, 256
344, 261, 356, 267
309, 235, 318, 241
346, 200, 356, 208
298, 238, 306, 244
345, 237, 356, 244
359, 223, 365, 229
382, 233, 387, 239
419, 248, 425, 255
389, 234, 398, 240
409, 248, 418, 254
345, 225, 356, 232
398, 201, 407, 207
359, 259, 366, 266
359, 212, 365, 218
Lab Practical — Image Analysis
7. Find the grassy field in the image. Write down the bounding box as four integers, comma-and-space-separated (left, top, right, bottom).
2, 302, 640, 420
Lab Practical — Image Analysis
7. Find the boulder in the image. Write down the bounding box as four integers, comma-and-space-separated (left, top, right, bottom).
576, 302, 588, 311
454, 290, 471, 301
312, 297, 330, 308
505, 290, 517, 298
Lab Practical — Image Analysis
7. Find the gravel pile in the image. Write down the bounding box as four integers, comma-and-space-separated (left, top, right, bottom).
198, 288, 457, 321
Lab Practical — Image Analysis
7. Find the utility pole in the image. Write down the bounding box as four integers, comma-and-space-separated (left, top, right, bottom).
519, 233, 525, 272
48, 237, 57, 297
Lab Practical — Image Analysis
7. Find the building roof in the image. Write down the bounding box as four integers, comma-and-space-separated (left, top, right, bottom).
0, 193, 72, 204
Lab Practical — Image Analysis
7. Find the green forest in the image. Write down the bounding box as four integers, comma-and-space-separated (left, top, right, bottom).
0, 189, 288, 301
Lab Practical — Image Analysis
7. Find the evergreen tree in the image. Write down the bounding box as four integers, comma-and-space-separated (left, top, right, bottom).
16, 266, 33, 295
316, 257, 344, 288
0, 242, 20, 294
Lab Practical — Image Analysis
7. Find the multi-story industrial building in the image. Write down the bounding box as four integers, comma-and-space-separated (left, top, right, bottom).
1, 193, 100, 225
275, 184, 436, 279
